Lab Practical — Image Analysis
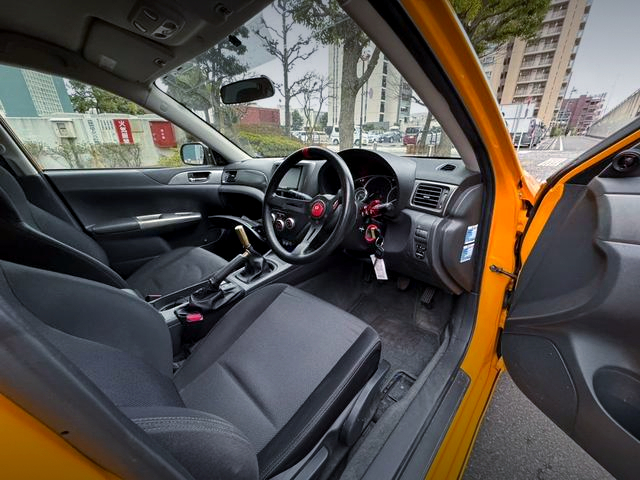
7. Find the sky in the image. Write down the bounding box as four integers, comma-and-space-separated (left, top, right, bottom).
568, 0, 640, 113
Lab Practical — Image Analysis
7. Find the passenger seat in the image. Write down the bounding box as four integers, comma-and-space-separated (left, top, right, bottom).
0, 166, 227, 296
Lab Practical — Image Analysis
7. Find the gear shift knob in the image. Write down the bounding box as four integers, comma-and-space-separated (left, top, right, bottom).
235, 225, 251, 250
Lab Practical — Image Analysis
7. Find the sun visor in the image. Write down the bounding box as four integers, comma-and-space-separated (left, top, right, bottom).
83, 21, 174, 82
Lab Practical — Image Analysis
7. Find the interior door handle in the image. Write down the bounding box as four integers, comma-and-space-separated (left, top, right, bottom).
188, 172, 211, 183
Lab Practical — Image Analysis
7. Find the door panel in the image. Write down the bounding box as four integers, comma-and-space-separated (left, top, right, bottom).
45, 167, 229, 276
504, 173, 640, 480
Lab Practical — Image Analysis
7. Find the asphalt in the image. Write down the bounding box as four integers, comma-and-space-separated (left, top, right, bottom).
515, 135, 600, 181
463, 374, 613, 480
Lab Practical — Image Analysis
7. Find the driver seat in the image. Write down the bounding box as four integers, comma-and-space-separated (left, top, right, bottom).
0, 260, 381, 479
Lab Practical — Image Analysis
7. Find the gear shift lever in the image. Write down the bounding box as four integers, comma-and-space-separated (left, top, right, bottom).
235, 225, 270, 283
188, 226, 254, 312
235, 224, 251, 250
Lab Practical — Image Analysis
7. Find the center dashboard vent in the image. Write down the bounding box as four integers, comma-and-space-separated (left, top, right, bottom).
411, 182, 451, 211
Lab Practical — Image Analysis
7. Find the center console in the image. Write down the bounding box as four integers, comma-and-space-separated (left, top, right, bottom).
148, 227, 296, 353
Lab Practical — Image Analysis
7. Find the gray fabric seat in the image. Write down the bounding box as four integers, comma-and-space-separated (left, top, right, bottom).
0, 261, 381, 479
0, 166, 227, 296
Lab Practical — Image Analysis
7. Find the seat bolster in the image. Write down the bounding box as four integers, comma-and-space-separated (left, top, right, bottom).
0, 261, 172, 375
123, 406, 259, 480
0, 219, 128, 289
259, 327, 381, 478
30, 204, 109, 264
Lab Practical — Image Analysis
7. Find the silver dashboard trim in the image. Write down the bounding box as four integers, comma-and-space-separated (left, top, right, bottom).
136, 212, 202, 230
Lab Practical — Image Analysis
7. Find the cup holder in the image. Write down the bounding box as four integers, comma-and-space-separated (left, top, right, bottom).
593, 367, 640, 441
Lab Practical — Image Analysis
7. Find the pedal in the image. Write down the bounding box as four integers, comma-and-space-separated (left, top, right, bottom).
420, 286, 436, 309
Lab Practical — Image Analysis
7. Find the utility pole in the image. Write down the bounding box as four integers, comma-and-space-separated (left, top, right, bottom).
358, 51, 370, 148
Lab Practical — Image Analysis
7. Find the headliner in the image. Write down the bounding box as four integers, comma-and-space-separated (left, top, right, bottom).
0, 0, 271, 84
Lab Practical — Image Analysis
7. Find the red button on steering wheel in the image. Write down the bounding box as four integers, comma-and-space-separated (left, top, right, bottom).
310, 200, 325, 218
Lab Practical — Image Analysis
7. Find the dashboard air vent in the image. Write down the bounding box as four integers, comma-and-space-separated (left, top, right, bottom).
412, 182, 450, 210
438, 163, 456, 171
223, 170, 237, 183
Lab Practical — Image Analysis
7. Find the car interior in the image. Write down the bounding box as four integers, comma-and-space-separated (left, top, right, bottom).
0, 1, 494, 479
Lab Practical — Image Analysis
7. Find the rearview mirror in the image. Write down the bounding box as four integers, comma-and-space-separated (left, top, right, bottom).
181, 143, 208, 165
220, 76, 275, 104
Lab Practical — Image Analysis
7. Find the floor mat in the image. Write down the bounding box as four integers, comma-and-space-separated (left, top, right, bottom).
350, 287, 440, 377
298, 260, 446, 378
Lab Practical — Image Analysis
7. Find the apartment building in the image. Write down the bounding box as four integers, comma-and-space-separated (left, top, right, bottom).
560, 93, 605, 133
481, 0, 592, 126
327, 45, 412, 130
0, 66, 74, 117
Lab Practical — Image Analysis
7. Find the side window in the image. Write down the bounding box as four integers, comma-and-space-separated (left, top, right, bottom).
0, 64, 190, 169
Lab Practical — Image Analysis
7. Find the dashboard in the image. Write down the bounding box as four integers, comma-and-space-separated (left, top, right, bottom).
219, 149, 483, 294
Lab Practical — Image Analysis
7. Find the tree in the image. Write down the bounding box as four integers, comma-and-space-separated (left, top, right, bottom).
291, 110, 304, 130
298, 74, 330, 141
47, 140, 92, 169
66, 81, 145, 114
254, 0, 317, 135
164, 27, 249, 133
163, 66, 212, 120
316, 111, 328, 131
293, 1, 381, 149
92, 144, 142, 168
451, 0, 551, 57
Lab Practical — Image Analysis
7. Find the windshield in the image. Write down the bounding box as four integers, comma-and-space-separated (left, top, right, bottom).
156, 0, 458, 159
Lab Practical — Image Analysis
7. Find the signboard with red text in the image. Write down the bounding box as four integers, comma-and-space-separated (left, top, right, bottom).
113, 119, 134, 144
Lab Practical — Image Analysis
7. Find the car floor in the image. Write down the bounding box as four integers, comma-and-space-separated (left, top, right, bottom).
296, 256, 453, 379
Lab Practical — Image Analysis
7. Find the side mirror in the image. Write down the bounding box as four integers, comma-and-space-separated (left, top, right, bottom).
220, 76, 275, 105
181, 142, 210, 166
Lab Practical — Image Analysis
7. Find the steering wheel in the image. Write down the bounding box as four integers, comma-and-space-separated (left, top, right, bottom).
263, 146, 355, 264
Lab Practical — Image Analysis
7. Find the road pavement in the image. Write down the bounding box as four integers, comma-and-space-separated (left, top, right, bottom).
515, 135, 601, 181
463, 374, 613, 480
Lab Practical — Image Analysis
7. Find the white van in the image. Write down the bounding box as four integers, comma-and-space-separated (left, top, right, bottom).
327, 125, 369, 145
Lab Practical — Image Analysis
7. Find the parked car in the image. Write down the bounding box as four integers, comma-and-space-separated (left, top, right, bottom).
377, 131, 402, 143
403, 126, 422, 145
354, 129, 370, 146
291, 130, 306, 141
